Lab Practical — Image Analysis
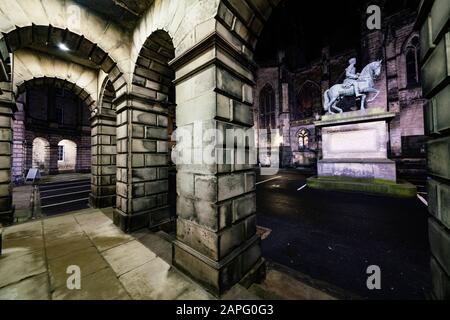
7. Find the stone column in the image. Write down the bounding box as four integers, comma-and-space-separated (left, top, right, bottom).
12, 104, 26, 184
0, 86, 15, 225
48, 143, 59, 175
75, 136, 91, 173
90, 111, 116, 208
24, 136, 33, 174
113, 93, 170, 232
170, 34, 263, 296
418, 0, 450, 300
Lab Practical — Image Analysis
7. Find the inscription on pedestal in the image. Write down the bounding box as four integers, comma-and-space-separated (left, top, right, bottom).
322, 121, 388, 160
316, 111, 397, 182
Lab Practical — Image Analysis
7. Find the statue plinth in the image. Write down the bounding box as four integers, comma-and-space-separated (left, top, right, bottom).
308, 108, 416, 197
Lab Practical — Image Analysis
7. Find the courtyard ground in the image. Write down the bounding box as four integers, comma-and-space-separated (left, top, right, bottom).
3, 170, 431, 300
0, 207, 335, 300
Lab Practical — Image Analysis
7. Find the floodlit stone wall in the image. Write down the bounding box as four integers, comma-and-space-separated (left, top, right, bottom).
418, 0, 450, 300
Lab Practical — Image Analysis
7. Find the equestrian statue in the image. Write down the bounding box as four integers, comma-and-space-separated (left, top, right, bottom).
323, 58, 382, 114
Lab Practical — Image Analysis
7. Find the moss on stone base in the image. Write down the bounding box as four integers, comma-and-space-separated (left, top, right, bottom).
307, 176, 417, 198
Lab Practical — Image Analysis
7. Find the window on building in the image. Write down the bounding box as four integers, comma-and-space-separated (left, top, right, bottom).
58, 145, 64, 161
259, 84, 276, 151
298, 129, 310, 151
56, 106, 64, 125
259, 84, 276, 130
405, 36, 420, 86
295, 82, 322, 121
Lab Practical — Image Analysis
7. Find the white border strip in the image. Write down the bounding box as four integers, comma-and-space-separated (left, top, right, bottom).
256, 176, 282, 186
417, 194, 428, 207
41, 190, 90, 200
41, 198, 89, 209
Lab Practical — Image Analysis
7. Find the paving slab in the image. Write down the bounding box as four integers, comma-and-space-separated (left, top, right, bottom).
47, 246, 109, 290
138, 233, 172, 264
74, 210, 112, 229
3, 221, 42, 240
45, 233, 94, 260
83, 223, 135, 252
0, 251, 47, 288
1, 235, 44, 259
102, 240, 157, 277
222, 284, 261, 300
175, 284, 215, 300
44, 224, 84, 242
52, 268, 130, 300
43, 214, 78, 228
0, 273, 50, 300
119, 257, 202, 300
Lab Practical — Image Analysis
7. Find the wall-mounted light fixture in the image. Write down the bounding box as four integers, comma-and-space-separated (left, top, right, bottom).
58, 43, 70, 51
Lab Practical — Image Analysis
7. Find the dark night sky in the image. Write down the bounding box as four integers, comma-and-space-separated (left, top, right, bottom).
255, 0, 421, 70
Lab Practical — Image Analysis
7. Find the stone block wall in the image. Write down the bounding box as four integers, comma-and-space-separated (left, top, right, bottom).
113, 94, 171, 232
0, 82, 14, 225
12, 103, 25, 183
418, 0, 450, 300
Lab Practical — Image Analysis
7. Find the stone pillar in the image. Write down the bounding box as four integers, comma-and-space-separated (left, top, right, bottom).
75, 136, 91, 173
24, 137, 33, 174
418, 0, 450, 300
90, 111, 116, 208
170, 34, 263, 296
0, 85, 15, 225
113, 93, 170, 232
12, 104, 26, 184
48, 143, 59, 175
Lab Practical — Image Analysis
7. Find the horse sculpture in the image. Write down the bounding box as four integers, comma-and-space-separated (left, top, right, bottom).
323, 60, 382, 114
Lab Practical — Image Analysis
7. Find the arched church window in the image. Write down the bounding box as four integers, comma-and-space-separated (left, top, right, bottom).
298, 129, 310, 151
259, 84, 276, 130
405, 36, 420, 86
295, 82, 321, 121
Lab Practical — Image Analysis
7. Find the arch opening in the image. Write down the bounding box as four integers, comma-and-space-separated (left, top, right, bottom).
251, 0, 428, 300
57, 139, 77, 173
32, 137, 50, 175
12, 77, 93, 216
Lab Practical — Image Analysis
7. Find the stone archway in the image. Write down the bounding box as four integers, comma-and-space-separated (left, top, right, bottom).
13, 76, 94, 178
14, 53, 98, 109
0, 0, 280, 293
57, 139, 77, 173
0, 4, 129, 223
0, 0, 132, 89
31, 137, 50, 174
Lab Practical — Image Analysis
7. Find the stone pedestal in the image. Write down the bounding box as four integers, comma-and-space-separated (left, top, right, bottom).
308, 108, 416, 197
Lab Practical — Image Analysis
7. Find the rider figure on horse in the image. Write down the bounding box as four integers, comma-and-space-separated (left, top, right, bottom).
343, 58, 362, 98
